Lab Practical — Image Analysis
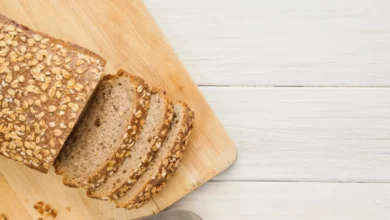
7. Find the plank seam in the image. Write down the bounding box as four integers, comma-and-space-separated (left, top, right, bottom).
198, 84, 390, 88
211, 179, 390, 184
151, 197, 162, 212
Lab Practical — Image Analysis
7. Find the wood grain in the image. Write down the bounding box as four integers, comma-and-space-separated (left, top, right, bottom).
0, 173, 32, 220
172, 181, 390, 220
200, 87, 390, 182
0, 0, 236, 219
0, 160, 158, 220
145, 0, 390, 86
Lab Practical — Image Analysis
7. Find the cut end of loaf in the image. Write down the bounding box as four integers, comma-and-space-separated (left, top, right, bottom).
55, 72, 145, 187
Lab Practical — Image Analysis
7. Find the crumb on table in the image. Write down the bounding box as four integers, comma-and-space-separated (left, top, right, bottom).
33, 201, 58, 219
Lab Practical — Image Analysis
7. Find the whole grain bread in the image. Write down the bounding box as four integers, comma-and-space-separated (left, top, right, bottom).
115, 102, 195, 209
87, 90, 174, 200
0, 14, 106, 173
55, 70, 150, 188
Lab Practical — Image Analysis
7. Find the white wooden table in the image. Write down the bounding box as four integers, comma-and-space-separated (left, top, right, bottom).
145, 0, 390, 219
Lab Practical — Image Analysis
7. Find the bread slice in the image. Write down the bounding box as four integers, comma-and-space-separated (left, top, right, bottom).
87, 91, 174, 200
0, 14, 106, 173
55, 70, 150, 188
115, 102, 195, 209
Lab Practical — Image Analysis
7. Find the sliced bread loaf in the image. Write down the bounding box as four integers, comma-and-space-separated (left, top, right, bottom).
115, 102, 195, 209
55, 70, 150, 188
87, 90, 174, 200
0, 14, 106, 173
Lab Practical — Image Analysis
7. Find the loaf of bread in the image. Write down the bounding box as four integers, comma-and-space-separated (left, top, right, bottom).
115, 103, 195, 209
0, 14, 106, 172
55, 70, 150, 188
1, 13, 197, 211
87, 90, 174, 200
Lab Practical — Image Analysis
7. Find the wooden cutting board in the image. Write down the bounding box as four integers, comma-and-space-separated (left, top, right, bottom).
0, 1, 237, 219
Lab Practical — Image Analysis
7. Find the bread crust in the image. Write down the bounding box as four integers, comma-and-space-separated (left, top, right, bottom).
115, 102, 195, 209
0, 14, 106, 66
0, 14, 106, 173
86, 90, 174, 199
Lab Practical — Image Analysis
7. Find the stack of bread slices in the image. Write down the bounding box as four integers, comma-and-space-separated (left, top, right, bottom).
55, 70, 195, 209
0, 14, 195, 210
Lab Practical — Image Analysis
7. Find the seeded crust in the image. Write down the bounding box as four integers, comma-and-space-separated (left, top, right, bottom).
115, 102, 195, 209
86, 90, 174, 200
0, 14, 106, 173
55, 70, 151, 188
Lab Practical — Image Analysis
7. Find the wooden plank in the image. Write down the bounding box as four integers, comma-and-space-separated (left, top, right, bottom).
0, 173, 32, 220
0, 1, 236, 219
200, 87, 390, 182
172, 182, 390, 220
145, 0, 390, 86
